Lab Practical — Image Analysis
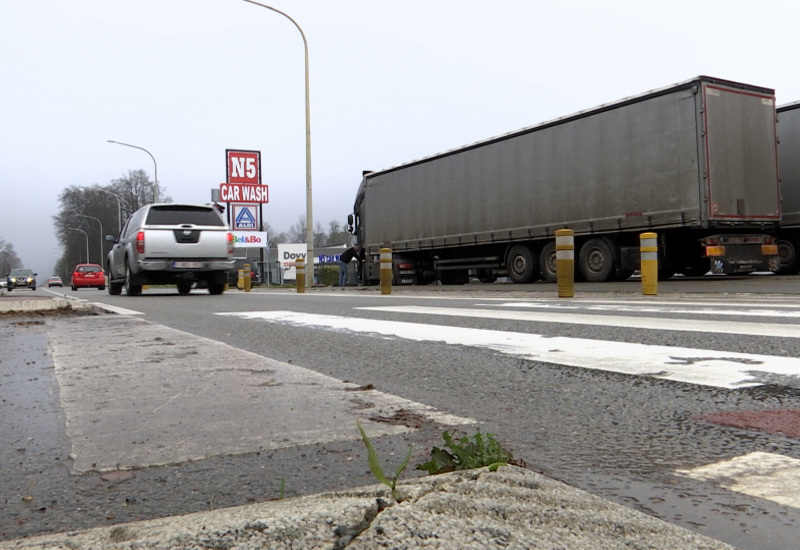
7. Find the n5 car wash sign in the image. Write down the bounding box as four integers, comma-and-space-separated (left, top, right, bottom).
223, 149, 269, 203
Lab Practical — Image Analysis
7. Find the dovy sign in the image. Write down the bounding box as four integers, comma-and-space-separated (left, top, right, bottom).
277, 243, 308, 280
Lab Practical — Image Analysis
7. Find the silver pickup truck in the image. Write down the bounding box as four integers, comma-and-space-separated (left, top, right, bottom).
106, 203, 235, 296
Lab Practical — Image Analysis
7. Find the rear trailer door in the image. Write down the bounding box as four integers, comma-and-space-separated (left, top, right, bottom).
702, 82, 780, 222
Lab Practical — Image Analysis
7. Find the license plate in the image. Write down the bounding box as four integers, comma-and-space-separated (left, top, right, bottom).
172, 261, 204, 269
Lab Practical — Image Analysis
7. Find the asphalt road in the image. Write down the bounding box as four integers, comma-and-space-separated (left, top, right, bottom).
3, 275, 800, 549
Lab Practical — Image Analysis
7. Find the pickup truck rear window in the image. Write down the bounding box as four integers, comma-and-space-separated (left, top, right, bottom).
145, 206, 226, 227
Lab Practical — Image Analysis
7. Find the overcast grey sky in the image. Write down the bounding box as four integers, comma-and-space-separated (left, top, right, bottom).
2, 0, 799, 276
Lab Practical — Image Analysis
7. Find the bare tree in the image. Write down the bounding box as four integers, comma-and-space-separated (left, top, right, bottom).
52, 174, 171, 272
288, 215, 306, 243
0, 238, 22, 275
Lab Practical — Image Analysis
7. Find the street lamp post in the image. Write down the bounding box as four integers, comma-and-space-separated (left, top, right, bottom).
242, 0, 313, 286
77, 214, 104, 264
107, 140, 159, 203
67, 228, 90, 264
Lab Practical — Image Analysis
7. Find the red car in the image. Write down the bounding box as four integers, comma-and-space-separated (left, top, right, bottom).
71, 264, 106, 291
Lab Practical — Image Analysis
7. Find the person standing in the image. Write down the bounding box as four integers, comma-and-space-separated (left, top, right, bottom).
338, 245, 360, 286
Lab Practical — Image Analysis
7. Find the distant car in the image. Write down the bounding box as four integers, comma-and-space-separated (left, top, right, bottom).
7, 268, 37, 291
47, 276, 63, 287
71, 264, 105, 291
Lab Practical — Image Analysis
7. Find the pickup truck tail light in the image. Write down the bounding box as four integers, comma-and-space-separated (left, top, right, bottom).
136, 231, 145, 254
227, 232, 234, 255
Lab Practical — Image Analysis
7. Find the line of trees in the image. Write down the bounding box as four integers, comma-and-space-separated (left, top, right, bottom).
52, 170, 164, 280
50, 171, 353, 280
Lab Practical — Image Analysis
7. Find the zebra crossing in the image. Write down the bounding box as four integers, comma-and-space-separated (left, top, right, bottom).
218, 297, 800, 390
217, 295, 800, 512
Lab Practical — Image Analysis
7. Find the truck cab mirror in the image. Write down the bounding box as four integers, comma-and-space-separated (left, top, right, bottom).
347, 214, 354, 226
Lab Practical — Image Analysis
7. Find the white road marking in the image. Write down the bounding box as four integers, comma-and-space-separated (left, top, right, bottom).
479, 301, 800, 318
216, 310, 800, 389
85, 301, 144, 315
678, 452, 800, 509
358, 305, 800, 338
48, 316, 475, 473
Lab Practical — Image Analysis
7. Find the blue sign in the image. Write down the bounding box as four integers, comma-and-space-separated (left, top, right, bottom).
235, 206, 256, 230
318, 254, 341, 264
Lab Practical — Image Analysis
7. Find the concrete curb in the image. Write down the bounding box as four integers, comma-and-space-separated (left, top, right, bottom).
0, 294, 94, 314
4, 467, 734, 550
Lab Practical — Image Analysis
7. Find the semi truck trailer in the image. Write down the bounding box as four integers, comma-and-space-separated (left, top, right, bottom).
775, 101, 800, 274
348, 76, 781, 285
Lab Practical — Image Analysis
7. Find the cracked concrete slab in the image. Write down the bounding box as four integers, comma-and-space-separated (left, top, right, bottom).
5, 467, 734, 550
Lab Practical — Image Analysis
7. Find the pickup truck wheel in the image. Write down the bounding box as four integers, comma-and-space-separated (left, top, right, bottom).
506, 245, 537, 283
578, 238, 615, 282
125, 266, 142, 296
207, 281, 226, 295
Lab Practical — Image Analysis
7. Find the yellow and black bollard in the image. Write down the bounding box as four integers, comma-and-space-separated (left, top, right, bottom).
237, 269, 244, 289
640, 232, 658, 296
556, 229, 575, 298
243, 263, 252, 292
295, 258, 305, 293
380, 247, 392, 295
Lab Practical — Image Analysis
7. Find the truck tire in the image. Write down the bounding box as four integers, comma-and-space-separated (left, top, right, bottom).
177, 281, 193, 295
476, 269, 497, 284
681, 260, 710, 277
207, 281, 226, 295
108, 281, 122, 295
539, 242, 557, 283
578, 238, 615, 282
125, 265, 142, 296
776, 234, 800, 275
506, 245, 537, 283
657, 267, 676, 281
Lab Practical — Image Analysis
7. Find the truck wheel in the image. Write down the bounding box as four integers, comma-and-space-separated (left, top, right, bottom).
207, 281, 226, 295
476, 269, 497, 284
506, 245, 537, 283
125, 265, 142, 296
657, 267, 676, 281
578, 238, 615, 282
681, 260, 709, 277
776, 234, 800, 275
109, 281, 122, 295
177, 282, 193, 295
539, 242, 557, 283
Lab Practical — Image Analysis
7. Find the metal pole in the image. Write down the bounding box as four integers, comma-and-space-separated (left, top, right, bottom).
67, 228, 90, 264
77, 214, 103, 264
242, 0, 313, 287
107, 140, 159, 202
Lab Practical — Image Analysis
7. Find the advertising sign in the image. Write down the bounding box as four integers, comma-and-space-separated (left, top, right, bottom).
220, 183, 269, 203
277, 243, 307, 280
231, 204, 259, 230
226, 150, 261, 185
232, 231, 268, 248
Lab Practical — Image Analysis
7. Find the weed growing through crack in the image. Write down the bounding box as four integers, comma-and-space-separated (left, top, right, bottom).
356, 421, 413, 502
416, 429, 517, 475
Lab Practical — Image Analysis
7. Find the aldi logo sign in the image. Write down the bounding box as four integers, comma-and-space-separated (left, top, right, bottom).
231, 204, 259, 230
